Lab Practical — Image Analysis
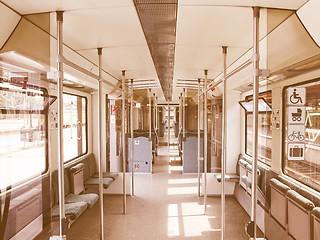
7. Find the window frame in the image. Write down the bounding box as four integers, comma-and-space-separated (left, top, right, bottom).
0, 83, 50, 190
281, 78, 320, 190
244, 90, 272, 166
62, 92, 88, 163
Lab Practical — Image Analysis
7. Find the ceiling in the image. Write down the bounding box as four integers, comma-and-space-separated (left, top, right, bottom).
0, 0, 312, 103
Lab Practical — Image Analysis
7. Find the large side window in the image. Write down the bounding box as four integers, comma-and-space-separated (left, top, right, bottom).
241, 91, 272, 165
63, 93, 87, 162
0, 79, 48, 190
283, 79, 320, 189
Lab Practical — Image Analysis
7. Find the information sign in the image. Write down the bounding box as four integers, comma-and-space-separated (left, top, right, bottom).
288, 143, 305, 161
287, 87, 306, 105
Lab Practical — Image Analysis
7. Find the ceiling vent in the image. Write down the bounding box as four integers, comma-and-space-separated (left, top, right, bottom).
133, 0, 178, 101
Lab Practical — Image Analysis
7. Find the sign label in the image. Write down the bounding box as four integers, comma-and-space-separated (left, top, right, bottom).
287, 87, 306, 161
287, 125, 306, 142
288, 143, 305, 161
288, 106, 306, 124
287, 87, 306, 105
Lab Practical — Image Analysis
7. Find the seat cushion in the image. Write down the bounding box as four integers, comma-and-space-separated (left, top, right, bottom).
66, 193, 98, 208
270, 178, 290, 194
242, 176, 251, 188
52, 202, 87, 221
92, 172, 118, 180
85, 177, 113, 189
70, 163, 85, 174
286, 190, 315, 211
215, 174, 239, 182
312, 207, 320, 219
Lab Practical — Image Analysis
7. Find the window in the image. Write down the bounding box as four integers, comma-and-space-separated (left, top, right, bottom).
283, 79, 320, 190
0, 79, 48, 190
242, 91, 272, 165
63, 93, 87, 162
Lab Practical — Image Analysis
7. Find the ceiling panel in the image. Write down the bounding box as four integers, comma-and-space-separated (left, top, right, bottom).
172, 6, 263, 100
176, 6, 253, 48
48, 5, 165, 100
78, 46, 158, 80
0, 3, 21, 49
52, 8, 147, 51
1, 0, 132, 15
179, 0, 309, 10
297, 0, 320, 47
174, 46, 247, 80
267, 14, 320, 73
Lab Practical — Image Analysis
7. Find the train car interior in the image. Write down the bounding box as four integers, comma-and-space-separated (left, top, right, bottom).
1, 0, 320, 239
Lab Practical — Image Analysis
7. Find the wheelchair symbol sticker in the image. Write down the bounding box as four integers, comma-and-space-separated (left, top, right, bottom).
287, 87, 305, 105
287, 125, 305, 142
288, 106, 306, 124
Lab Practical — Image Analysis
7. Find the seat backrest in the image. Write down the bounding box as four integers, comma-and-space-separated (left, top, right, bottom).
270, 178, 290, 228
286, 190, 314, 240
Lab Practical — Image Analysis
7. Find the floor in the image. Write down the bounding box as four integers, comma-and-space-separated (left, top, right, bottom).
62, 133, 250, 240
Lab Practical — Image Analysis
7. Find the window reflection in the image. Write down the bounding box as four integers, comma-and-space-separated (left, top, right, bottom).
284, 80, 320, 188
0, 75, 47, 190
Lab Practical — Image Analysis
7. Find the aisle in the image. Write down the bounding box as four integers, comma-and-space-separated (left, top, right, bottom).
64, 143, 250, 240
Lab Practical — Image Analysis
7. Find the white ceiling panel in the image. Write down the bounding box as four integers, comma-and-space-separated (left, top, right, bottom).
172, 6, 268, 100
1, 0, 132, 15
51, 8, 147, 51
176, 6, 253, 48
174, 46, 247, 80
267, 14, 320, 72
48, 6, 164, 100
78, 46, 159, 82
0, 3, 21, 49
179, 0, 309, 10
297, 0, 320, 47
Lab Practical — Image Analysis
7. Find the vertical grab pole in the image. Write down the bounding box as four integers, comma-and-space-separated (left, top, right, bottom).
168, 102, 170, 147
153, 93, 156, 131
56, 11, 67, 238
183, 88, 186, 139
122, 70, 127, 215
179, 95, 182, 132
221, 46, 227, 240
149, 89, 152, 139
197, 78, 201, 197
251, 7, 260, 239
204, 70, 208, 214
155, 96, 158, 132
131, 79, 134, 196
155, 96, 158, 160
97, 48, 105, 240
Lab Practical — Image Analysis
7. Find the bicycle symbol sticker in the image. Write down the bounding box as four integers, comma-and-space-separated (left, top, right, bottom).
287, 125, 305, 142
287, 87, 306, 105
288, 106, 306, 124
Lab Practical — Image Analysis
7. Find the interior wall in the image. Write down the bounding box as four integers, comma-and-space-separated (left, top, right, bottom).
133, 108, 139, 130
91, 92, 107, 172
186, 98, 198, 131
226, 90, 241, 173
